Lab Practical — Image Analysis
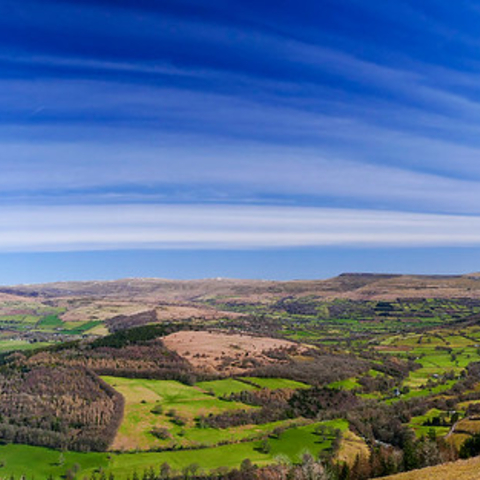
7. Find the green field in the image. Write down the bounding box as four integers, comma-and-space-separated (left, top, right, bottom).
102, 376, 259, 450
0, 301, 105, 342
195, 377, 309, 398
408, 409, 452, 438
372, 328, 480, 402
328, 377, 361, 390
36, 314, 64, 328
0, 420, 348, 479
196, 378, 257, 396
239, 377, 310, 390
0, 339, 52, 353
0, 300, 104, 354
217, 298, 480, 341
101, 374, 342, 461
59, 320, 102, 335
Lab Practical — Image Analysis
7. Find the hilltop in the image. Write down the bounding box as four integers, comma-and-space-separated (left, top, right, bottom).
2, 272, 480, 302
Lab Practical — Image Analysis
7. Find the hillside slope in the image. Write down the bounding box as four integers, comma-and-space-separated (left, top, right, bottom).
382, 456, 480, 480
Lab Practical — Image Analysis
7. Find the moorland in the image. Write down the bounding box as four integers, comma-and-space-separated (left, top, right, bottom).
2, 273, 480, 478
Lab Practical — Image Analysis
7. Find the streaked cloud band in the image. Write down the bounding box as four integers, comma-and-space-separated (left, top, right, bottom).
2, 204, 480, 252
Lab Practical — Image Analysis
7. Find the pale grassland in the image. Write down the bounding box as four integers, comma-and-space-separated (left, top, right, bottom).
382, 456, 480, 480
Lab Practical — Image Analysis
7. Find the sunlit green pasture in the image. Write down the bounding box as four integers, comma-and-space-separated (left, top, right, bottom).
408, 408, 451, 438
0, 339, 52, 353
239, 377, 310, 390
196, 378, 257, 396
0, 420, 348, 479
328, 377, 361, 390
102, 376, 258, 450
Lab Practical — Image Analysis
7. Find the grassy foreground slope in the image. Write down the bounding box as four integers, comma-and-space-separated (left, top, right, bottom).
382, 456, 480, 480
0, 420, 347, 479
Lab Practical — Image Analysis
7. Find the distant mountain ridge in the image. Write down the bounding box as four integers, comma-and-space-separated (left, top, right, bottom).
2, 272, 480, 302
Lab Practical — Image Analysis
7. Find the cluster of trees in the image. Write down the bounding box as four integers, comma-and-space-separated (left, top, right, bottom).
368, 357, 418, 380
423, 414, 455, 427
224, 387, 294, 408
203, 387, 358, 429
0, 361, 123, 451
30, 325, 200, 384
460, 432, 480, 459
0, 324, 211, 451
151, 427, 172, 440
251, 353, 370, 386
357, 373, 396, 394
273, 297, 319, 316
347, 400, 421, 448
106, 310, 160, 332
199, 405, 286, 429
89, 324, 183, 348
289, 388, 358, 419
166, 409, 187, 427
30, 341, 197, 384
335, 437, 456, 480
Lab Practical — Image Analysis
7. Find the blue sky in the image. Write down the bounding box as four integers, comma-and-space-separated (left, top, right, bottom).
2, 0, 480, 283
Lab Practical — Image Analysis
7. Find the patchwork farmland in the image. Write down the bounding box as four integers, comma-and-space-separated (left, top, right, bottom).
1, 275, 480, 478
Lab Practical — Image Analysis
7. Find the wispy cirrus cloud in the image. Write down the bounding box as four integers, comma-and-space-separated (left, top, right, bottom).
2, 138, 480, 213
2, 0, 480, 256
1, 204, 480, 252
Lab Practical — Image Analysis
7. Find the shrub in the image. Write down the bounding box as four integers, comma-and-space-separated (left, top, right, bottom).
150, 427, 171, 440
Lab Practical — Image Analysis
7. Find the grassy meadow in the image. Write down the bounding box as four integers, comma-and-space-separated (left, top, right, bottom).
103, 376, 315, 452
0, 419, 347, 479
102, 377, 257, 450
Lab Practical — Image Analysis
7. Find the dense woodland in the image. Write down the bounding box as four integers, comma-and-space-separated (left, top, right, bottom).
0, 360, 123, 451
0, 325, 197, 451
29, 324, 200, 384
37, 341, 196, 383
251, 353, 370, 386
106, 310, 160, 333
